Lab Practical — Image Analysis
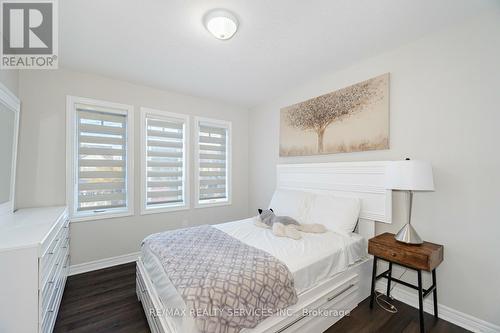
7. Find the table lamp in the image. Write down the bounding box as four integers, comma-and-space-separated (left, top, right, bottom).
385, 159, 435, 244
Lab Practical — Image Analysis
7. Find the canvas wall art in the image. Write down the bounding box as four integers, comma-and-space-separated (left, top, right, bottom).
280, 73, 389, 156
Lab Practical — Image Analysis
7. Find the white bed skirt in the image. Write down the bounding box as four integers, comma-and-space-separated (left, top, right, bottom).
136, 257, 373, 333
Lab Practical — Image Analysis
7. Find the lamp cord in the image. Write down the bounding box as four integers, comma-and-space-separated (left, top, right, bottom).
375, 268, 407, 313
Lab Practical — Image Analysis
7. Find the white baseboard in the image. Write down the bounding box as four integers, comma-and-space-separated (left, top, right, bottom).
376, 281, 500, 333
69, 252, 140, 276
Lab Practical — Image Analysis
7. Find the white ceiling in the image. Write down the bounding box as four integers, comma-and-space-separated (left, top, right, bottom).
60, 0, 497, 108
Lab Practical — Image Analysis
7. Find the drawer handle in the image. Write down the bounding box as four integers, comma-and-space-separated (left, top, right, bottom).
48, 238, 61, 255
63, 255, 71, 268
326, 284, 354, 302
62, 237, 70, 249
47, 288, 59, 313
275, 312, 309, 333
392, 253, 397, 257
48, 280, 55, 285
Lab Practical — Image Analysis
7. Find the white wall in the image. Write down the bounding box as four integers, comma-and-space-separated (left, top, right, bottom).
248, 11, 500, 327
0, 70, 19, 96
17, 68, 249, 265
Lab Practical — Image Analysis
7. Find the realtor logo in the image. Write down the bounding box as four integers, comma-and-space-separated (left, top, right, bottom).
1, 0, 58, 69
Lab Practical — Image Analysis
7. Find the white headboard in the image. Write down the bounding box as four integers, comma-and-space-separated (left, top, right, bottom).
276, 161, 392, 239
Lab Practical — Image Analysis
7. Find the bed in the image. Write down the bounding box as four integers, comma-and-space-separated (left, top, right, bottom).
137, 161, 392, 333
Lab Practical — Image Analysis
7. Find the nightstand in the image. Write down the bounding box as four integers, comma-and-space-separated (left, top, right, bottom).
368, 232, 444, 333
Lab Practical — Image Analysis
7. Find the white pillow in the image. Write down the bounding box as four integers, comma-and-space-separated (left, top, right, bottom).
268, 189, 313, 224
308, 193, 361, 236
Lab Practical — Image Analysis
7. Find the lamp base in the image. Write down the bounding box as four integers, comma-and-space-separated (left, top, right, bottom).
394, 223, 423, 245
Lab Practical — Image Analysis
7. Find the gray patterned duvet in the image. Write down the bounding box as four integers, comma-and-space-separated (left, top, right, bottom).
142, 225, 298, 333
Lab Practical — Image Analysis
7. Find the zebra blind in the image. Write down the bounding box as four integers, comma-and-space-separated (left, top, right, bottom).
145, 116, 186, 209
197, 121, 229, 204
77, 107, 128, 213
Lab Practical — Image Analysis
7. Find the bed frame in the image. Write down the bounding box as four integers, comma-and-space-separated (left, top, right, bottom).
136, 161, 392, 333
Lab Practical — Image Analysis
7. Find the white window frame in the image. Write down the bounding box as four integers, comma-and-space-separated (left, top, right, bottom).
194, 116, 232, 208
66, 96, 135, 222
140, 107, 190, 215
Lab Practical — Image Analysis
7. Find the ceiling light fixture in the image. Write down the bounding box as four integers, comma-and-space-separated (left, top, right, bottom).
204, 9, 239, 40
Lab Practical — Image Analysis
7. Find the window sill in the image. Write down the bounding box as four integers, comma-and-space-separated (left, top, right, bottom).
70, 211, 134, 223
194, 201, 232, 209
140, 205, 190, 216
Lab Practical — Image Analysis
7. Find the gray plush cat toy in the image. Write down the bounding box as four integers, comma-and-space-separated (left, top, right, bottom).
256, 209, 326, 240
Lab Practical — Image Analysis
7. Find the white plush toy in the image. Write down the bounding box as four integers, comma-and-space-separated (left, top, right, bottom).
255, 208, 326, 240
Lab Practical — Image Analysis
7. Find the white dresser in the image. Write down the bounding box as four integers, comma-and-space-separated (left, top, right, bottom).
0, 206, 70, 333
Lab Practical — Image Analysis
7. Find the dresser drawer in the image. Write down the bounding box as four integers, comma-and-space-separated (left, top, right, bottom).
40, 214, 69, 256
39, 214, 70, 330
41, 221, 69, 286
41, 247, 69, 316
41, 251, 69, 333
41, 264, 67, 333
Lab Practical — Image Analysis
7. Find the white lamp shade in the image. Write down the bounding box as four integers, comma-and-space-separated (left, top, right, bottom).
385, 160, 435, 191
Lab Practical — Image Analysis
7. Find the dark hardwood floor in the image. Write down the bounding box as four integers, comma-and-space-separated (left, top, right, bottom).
325, 298, 468, 333
54, 263, 149, 333
55, 263, 469, 333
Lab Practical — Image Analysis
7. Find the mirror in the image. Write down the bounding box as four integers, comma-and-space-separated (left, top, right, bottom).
0, 106, 15, 204
0, 84, 20, 214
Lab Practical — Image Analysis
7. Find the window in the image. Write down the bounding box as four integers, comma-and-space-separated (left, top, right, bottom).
140, 108, 189, 214
194, 117, 231, 207
66, 96, 134, 221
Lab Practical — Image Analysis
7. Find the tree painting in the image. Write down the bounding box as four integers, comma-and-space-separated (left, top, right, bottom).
280, 73, 389, 156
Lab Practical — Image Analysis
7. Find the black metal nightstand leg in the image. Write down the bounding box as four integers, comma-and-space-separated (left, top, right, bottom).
432, 269, 438, 318
386, 262, 392, 297
417, 270, 425, 333
370, 256, 378, 309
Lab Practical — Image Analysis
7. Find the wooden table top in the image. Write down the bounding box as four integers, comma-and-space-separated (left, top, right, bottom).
368, 232, 444, 271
